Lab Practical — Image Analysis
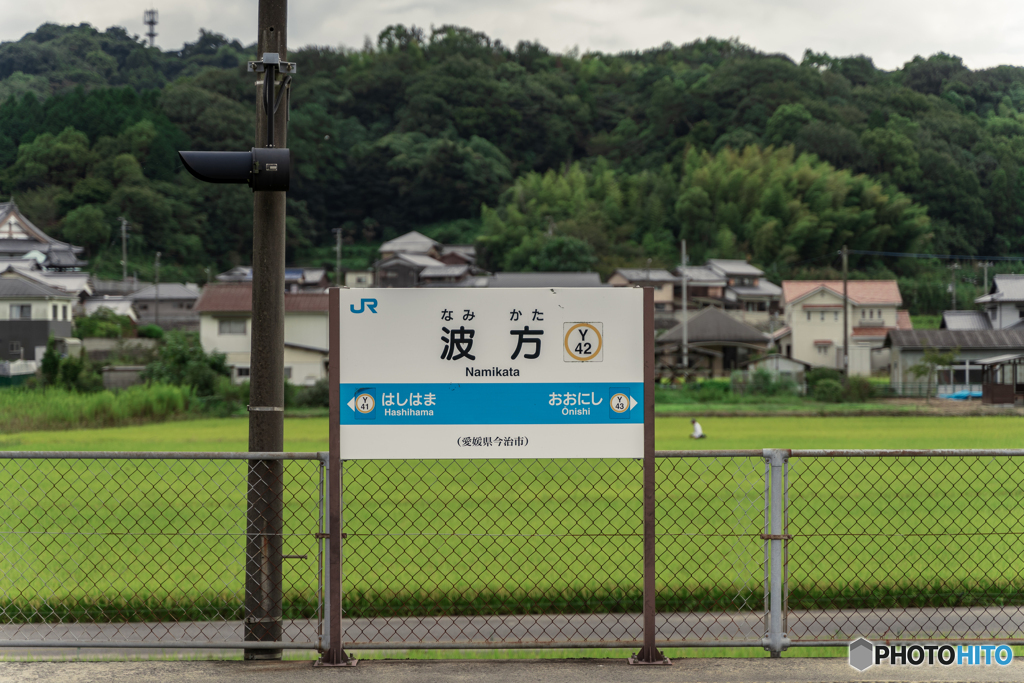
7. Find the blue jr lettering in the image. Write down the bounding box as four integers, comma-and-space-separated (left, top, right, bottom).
350, 298, 378, 314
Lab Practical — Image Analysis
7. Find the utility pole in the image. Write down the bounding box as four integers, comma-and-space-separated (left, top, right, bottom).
842, 245, 848, 378
154, 251, 160, 328
120, 218, 128, 284
680, 239, 688, 377
979, 261, 992, 295
333, 227, 343, 286
246, 0, 288, 662
949, 262, 960, 310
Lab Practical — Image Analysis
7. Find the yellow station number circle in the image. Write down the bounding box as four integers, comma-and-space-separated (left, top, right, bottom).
355, 393, 375, 413
563, 323, 603, 361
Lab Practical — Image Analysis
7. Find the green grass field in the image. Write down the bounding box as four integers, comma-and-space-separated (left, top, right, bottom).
2, 416, 1024, 625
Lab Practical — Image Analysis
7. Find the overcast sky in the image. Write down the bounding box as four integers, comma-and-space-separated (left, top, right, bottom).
3, 0, 1024, 71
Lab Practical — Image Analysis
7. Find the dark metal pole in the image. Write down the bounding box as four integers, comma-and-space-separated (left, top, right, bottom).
319, 289, 353, 666
631, 287, 667, 664
245, 0, 287, 662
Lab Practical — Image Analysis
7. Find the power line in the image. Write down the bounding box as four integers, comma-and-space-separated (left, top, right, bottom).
846, 249, 1024, 262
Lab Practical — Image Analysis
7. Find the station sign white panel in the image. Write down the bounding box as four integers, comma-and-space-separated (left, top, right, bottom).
335, 288, 644, 459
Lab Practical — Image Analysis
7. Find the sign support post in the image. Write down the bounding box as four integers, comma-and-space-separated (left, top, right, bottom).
319, 288, 355, 666
629, 287, 668, 664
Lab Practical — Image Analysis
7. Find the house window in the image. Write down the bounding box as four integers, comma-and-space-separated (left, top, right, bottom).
138, 304, 148, 311
9, 305, 30, 320
219, 319, 246, 335
52, 305, 58, 320
62, 305, 68, 321
990, 308, 997, 320
820, 312, 825, 321
284, 367, 292, 380
869, 310, 874, 319
834, 312, 839, 321
237, 367, 250, 378
9, 341, 21, 354
806, 312, 811, 321
861, 310, 865, 319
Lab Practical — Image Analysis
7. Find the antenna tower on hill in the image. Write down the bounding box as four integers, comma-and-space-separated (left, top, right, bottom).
143, 9, 158, 48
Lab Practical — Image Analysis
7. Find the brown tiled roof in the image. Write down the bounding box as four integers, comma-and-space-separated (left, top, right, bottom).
194, 283, 328, 314
897, 310, 913, 330
782, 280, 902, 306
852, 326, 890, 337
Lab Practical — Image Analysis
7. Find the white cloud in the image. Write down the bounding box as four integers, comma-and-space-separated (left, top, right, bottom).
2, 0, 1024, 71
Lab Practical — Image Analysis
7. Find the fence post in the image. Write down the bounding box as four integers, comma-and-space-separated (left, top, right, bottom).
317, 289, 355, 666
762, 448, 791, 658
629, 287, 668, 665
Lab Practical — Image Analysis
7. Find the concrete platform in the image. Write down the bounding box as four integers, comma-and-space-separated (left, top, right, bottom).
2, 657, 1024, 683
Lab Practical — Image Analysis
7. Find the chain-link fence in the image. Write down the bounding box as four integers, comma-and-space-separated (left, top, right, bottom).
787, 450, 1024, 645
6, 449, 1024, 657
341, 458, 645, 647
0, 452, 323, 650
654, 453, 766, 646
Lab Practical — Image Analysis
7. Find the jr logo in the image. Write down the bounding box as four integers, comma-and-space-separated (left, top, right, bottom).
350, 298, 378, 314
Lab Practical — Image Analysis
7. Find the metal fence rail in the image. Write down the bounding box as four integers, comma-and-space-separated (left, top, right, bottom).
5, 448, 1024, 657
0, 452, 324, 650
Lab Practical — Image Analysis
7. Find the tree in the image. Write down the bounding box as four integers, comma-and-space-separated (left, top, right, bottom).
61, 203, 110, 252
142, 331, 229, 396
40, 337, 60, 386
908, 347, 959, 402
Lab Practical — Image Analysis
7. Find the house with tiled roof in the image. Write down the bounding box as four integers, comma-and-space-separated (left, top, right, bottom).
973, 275, 1024, 329
777, 280, 912, 376
130, 283, 200, 331
375, 231, 481, 287
0, 202, 86, 270
0, 267, 76, 362
194, 283, 329, 385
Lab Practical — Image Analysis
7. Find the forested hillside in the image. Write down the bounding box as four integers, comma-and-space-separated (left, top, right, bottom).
2, 22, 1023, 310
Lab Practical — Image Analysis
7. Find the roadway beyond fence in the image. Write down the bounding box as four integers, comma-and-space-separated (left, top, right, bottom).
3, 450, 1024, 660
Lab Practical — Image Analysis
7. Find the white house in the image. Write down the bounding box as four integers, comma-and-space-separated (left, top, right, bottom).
0, 267, 76, 361
973, 275, 1024, 329
194, 283, 328, 386
777, 280, 912, 375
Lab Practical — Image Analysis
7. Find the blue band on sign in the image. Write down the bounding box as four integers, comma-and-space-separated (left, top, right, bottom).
340, 383, 644, 425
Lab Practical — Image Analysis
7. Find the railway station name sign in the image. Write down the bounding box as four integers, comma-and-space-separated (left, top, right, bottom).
333, 288, 646, 459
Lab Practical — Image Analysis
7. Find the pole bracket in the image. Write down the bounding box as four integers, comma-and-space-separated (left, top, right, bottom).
244, 616, 283, 625
248, 405, 284, 412
760, 534, 793, 541
247, 53, 297, 74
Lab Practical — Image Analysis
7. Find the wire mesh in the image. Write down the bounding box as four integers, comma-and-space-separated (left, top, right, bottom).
787, 453, 1024, 642
341, 458, 644, 646
0, 456, 322, 646
654, 455, 766, 644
